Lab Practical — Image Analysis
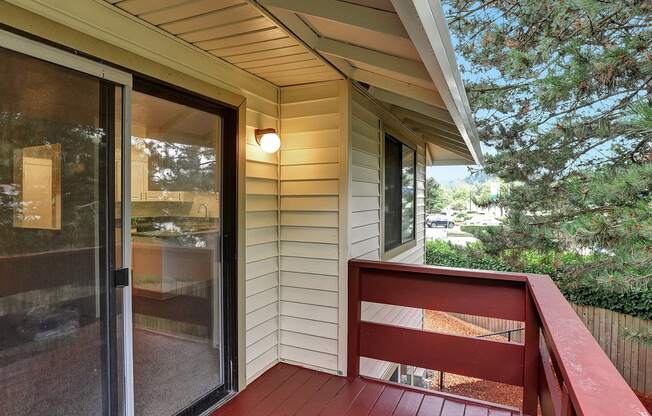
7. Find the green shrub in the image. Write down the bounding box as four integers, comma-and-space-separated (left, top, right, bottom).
459, 225, 501, 236
425, 240, 652, 320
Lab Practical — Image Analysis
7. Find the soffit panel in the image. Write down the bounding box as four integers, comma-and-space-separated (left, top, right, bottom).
107, 0, 341, 87
427, 142, 474, 166
343, 0, 394, 12
301, 14, 421, 61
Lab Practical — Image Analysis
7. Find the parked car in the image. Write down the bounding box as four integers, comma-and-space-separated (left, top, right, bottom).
426, 212, 455, 228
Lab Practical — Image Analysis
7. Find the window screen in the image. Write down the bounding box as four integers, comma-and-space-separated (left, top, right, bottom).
384, 134, 416, 251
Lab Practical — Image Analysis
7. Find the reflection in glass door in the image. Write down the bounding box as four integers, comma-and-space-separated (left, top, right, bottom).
0, 43, 126, 415
130, 87, 223, 416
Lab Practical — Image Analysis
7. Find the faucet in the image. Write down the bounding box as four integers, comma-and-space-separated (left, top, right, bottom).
197, 203, 209, 219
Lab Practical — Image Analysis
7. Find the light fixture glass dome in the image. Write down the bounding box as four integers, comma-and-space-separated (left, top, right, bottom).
257, 131, 281, 153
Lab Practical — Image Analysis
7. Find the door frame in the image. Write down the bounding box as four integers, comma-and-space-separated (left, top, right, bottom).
0, 28, 135, 415
131, 76, 240, 415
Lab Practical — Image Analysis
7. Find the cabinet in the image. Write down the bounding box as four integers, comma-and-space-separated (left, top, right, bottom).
131, 147, 148, 201
146, 190, 180, 201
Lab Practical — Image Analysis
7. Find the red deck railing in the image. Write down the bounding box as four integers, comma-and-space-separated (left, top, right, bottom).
347, 260, 648, 416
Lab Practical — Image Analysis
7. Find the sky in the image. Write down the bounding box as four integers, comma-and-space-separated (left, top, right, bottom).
427, 139, 494, 185
427, 165, 474, 185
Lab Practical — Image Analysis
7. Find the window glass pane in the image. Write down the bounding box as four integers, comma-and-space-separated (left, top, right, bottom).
401, 145, 415, 243
384, 136, 402, 251
0, 46, 109, 416
130, 90, 223, 416
384, 134, 416, 251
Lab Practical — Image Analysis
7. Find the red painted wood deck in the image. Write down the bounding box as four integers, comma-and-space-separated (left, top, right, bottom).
212, 363, 520, 416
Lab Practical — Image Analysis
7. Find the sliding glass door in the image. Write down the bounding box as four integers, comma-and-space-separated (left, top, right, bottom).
129, 81, 230, 416
0, 40, 128, 415
0, 30, 237, 416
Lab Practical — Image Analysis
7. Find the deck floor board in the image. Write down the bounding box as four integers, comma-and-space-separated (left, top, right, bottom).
212, 363, 520, 416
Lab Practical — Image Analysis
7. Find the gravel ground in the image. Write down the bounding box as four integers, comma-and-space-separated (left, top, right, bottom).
422, 310, 523, 409
423, 310, 652, 414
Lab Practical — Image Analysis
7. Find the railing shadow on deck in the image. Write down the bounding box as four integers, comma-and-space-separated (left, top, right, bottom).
347, 260, 648, 416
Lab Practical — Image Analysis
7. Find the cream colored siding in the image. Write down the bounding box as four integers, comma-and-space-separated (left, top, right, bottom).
278, 81, 344, 373
350, 89, 426, 264
350, 97, 382, 261
350, 88, 426, 378
244, 93, 280, 383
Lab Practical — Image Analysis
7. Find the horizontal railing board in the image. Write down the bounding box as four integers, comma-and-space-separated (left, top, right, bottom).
359, 268, 525, 321
359, 322, 524, 386
452, 303, 652, 395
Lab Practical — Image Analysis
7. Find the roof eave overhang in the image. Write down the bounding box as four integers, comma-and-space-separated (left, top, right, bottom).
390, 0, 483, 165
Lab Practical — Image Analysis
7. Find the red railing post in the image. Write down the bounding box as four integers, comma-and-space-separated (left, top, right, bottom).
347, 262, 361, 378
523, 285, 540, 415
561, 382, 574, 416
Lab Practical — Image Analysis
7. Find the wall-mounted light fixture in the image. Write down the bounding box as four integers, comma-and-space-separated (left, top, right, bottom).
255, 128, 281, 154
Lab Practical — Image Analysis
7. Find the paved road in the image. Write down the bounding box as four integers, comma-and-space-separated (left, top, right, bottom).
426, 225, 478, 246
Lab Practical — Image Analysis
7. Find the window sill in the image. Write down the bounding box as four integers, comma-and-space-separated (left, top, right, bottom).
382, 239, 417, 261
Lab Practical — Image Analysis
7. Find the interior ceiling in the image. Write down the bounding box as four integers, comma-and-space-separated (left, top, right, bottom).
105, 0, 340, 86
132, 90, 218, 146
104, 0, 473, 164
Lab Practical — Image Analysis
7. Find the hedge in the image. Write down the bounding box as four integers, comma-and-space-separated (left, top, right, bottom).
459, 225, 501, 235
426, 240, 652, 320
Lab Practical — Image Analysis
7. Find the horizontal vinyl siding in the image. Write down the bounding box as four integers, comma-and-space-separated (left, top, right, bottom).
278, 81, 342, 373
245, 92, 279, 383
350, 90, 426, 378
350, 90, 427, 264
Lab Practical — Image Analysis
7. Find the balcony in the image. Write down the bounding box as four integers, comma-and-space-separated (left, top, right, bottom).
214, 260, 647, 416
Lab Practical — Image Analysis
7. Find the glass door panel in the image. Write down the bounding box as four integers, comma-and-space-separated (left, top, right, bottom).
0, 46, 122, 415
130, 90, 223, 416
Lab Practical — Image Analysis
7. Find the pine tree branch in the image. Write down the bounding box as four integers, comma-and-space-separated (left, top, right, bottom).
459, 3, 521, 49
448, 0, 500, 25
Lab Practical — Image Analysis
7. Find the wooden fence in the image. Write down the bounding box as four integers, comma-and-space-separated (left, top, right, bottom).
451, 304, 652, 395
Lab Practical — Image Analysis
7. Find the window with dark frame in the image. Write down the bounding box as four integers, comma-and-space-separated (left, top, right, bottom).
384, 133, 416, 252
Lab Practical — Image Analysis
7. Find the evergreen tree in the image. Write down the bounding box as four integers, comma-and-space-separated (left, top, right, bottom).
425, 177, 447, 213
445, 0, 652, 288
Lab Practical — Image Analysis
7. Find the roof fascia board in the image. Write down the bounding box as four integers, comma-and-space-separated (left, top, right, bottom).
391, 0, 482, 164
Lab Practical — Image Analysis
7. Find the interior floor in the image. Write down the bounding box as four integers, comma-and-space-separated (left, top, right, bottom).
133, 328, 221, 416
